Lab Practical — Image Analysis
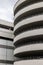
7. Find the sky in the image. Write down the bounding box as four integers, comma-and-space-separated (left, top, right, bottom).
0, 0, 18, 22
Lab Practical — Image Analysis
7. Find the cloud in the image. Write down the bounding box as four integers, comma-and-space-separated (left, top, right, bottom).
0, 0, 18, 22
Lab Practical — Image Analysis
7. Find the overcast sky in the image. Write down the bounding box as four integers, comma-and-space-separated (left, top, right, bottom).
0, 0, 18, 22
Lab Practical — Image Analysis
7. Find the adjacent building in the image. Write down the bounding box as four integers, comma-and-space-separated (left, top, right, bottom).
14, 0, 43, 65
0, 20, 14, 65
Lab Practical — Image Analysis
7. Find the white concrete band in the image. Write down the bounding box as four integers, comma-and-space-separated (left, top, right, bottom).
14, 28, 43, 43
14, 43, 43, 55
0, 28, 14, 39
14, 59, 43, 65
0, 19, 13, 27
0, 39, 13, 46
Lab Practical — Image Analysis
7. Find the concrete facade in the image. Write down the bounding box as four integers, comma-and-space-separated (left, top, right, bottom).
14, 0, 43, 65
0, 20, 14, 65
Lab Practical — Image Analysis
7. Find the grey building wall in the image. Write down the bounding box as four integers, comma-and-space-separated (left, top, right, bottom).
0, 20, 14, 65
14, 0, 43, 65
